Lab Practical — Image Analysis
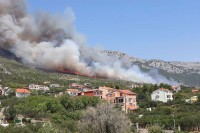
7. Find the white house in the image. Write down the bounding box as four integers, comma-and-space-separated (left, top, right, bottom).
29, 84, 49, 91
50, 84, 60, 88
151, 88, 173, 103
16, 89, 31, 98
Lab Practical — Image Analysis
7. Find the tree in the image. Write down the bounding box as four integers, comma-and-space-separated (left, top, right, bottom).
148, 125, 163, 133
79, 102, 131, 133
38, 123, 58, 133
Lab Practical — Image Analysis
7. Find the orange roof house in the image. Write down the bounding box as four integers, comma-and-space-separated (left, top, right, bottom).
192, 89, 200, 93
99, 86, 115, 99
16, 89, 31, 93
66, 89, 81, 96
106, 89, 138, 113
16, 88, 31, 98
82, 89, 103, 99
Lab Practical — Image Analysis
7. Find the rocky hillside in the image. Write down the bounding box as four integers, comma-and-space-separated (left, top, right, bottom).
0, 48, 199, 87
104, 50, 200, 87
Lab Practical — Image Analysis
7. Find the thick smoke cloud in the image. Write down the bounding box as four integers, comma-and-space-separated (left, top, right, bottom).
0, 0, 178, 85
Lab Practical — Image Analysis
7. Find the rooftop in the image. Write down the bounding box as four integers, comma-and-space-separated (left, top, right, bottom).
120, 90, 136, 95
16, 89, 31, 93
67, 89, 79, 93
99, 86, 114, 91
157, 88, 172, 93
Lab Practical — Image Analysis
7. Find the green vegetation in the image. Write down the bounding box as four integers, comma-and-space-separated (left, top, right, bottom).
0, 56, 133, 89
129, 84, 200, 132
1, 95, 100, 132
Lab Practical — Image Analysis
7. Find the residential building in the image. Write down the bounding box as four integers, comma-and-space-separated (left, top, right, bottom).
192, 89, 200, 93
99, 86, 115, 99
16, 89, 31, 98
29, 84, 49, 91
67, 89, 80, 96
83, 89, 103, 99
106, 89, 138, 113
185, 96, 198, 103
151, 88, 173, 103
43, 81, 50, 84
172, 86, 181, 92
50, 84, 60, 88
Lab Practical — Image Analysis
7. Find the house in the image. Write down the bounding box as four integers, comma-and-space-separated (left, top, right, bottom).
151, 88, 173, 103
192, 89, 200, 93
185, 96, 198, 103
66, 89, 80, 96
172, 86, 181, 92
69, 83, 86, 89
82, 89, 102, 99
50, 84, 60, 88
84, 83, 91, 87
43, 81, 50, 84
54, 92, 64, 97
29, 84, 49, 91
191, 96, 198, 103
16, 89, 31, 98
99, 86, 115, 99
131, 84, 140, 88
106, 89, 138, 113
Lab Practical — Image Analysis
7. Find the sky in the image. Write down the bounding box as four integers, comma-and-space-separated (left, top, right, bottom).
27, 0, 200, 62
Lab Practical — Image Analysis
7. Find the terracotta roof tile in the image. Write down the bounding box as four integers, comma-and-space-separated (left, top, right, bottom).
120, 90, 136, 95
16, 89, 31, 93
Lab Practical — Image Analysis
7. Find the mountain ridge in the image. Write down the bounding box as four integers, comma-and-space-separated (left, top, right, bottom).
103, 50, 200, 74
103, 50, 200, 87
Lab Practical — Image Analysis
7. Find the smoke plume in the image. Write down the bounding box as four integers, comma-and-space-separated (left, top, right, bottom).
0, 0, 178, 85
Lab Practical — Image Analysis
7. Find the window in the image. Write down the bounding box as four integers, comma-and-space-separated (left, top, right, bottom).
155, 95, 159, 100
129, 98, 132, 102
118, 98, 124, 103
167, 95, 171, 98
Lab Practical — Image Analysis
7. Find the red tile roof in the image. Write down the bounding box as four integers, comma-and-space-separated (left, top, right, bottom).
99, 86, 114, 91
158, 88, 171, 92
126, 105, 138, 110
67, 89, 79, 93
120, 90, 136, 95
16, 89, 31, 93
192, 89, 200, 93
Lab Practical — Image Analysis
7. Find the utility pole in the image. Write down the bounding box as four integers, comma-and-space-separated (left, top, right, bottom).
172, 113, 176, 130
125, 94, 127, 114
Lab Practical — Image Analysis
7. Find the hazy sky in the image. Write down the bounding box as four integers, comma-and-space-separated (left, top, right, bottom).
27, 0, 200, 62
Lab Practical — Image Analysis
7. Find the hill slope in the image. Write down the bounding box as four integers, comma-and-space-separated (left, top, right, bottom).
0, 50, 200, 87
0, 55, 132, 88
104, 50, 200, 87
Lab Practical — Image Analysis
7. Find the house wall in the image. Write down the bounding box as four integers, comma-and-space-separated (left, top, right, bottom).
84, 91, 94, 96
29, 84, 49, 91
151, 90, 173, 103
16, 92, 30, 98
99, 87, 113, 99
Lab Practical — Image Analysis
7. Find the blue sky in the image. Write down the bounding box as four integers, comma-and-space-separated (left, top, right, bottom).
27, 0, 200, 61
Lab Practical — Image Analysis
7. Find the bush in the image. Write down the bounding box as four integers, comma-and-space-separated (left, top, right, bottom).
148, 125, 163, 133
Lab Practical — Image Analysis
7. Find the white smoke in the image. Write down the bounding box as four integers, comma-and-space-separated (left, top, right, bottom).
0, 0, 178, 85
